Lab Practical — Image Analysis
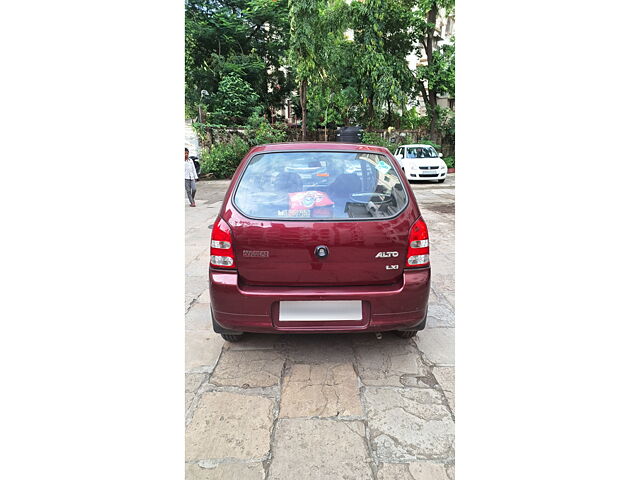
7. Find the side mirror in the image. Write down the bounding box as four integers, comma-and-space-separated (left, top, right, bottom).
438, 152, 443, 158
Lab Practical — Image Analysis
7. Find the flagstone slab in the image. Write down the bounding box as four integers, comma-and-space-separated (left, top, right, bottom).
363, 387, 454, 461
210, 349, 285, 388
377, 462, 450, 480
185, 462, 264, 480
269, 419, 373, 480
280, 363, 362, 418
185, 391, 274, 461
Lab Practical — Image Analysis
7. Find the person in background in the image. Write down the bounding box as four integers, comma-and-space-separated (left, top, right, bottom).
185, 147, 198, 207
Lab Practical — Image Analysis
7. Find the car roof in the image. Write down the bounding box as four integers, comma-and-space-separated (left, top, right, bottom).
248, 142, 391, 155
398, 144, 437, 149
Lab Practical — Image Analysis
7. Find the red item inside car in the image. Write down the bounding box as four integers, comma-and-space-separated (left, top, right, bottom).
288, 191, 334, 210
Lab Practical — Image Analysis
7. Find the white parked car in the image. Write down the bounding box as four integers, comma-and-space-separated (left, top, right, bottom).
393, 144, 447, 183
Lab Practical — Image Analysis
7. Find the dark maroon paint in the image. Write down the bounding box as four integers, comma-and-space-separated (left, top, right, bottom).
209, 142, 430, 334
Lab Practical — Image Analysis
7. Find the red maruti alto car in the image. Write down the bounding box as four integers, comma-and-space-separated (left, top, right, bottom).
209, 142, 430, 342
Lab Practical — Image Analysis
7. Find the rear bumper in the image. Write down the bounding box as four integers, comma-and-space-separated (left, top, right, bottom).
209, 268, 430, 333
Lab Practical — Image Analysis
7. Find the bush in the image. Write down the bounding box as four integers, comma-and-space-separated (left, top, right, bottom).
194, 114, 288, 178
417, 139, 442, 151
443, 156, 455, 169
361, 131, 395, 152
185, 103, 198, 121
400, 107, 429, 130
246, 114, 287, 146
199, 136, 250, 178
418, 138, 454, 168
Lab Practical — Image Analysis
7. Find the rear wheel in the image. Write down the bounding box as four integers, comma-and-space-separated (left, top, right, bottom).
221, 333, 243, 342
394, 330, 418, 338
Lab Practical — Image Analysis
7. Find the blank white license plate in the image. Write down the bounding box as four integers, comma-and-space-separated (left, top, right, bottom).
279, 301, 362, 322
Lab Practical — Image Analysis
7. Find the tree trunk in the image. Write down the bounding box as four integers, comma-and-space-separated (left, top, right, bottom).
425, 6, 438, 138
300, 79, 308, 140
324, 104, 328, 141
418, 80, 429, 113
366, 91, 375, 125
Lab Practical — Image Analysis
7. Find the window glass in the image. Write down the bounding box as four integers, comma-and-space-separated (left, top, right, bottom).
404, 146, 438, 158
234, 151, 408, 220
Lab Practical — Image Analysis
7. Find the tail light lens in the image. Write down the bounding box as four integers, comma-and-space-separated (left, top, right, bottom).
406, 217, 430, 267
210, 217, 235, 269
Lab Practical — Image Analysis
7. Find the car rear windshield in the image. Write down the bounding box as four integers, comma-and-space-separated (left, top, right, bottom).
233, 151, 408, 220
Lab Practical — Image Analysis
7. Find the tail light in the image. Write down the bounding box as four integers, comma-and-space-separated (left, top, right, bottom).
210, 217, 235, 269
406, 217, 430, 267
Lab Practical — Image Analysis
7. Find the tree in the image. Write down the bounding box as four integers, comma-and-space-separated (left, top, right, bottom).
184, 0, 456, 141
412, 0, 455, 136
210, 73, 259, 125
347, 0, 416, 128
185, 0, 293, 123
302, 1, 356, 133
287, 0, 328, 139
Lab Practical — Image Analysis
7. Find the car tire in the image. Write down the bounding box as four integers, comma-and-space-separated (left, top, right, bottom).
394, 330, 418, 338
437, 179, 445, 183
221, 333, 243, 342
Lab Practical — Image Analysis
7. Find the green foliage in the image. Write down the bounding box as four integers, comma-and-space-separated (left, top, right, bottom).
361, 132, 395, 152
185, 0, 293, 120
418, 136, 455, 168
438, 108, 455, 140
246, 114, 287, 146
199, 137, 250, 178
185, 103, 198, 120
417, 139, 442, 150
415, 42, 455, 99
443, 156, 455, 169
400, 108, 429, 130
192, 121, 227, 143
197, 112, 290, 178
304, 35, 360, 128
210, 73, 259, 125
412, 0, 455, 37
410, 1, 455, 134
185, 0, 455, 144
288, 0, 326, 82
349, 0, 416, 127
288, 0, 350, 133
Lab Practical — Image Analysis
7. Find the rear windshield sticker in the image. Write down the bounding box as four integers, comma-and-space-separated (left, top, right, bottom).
288, 191, 334, 210
278, 209, 311, 218
376, 160, 391, 174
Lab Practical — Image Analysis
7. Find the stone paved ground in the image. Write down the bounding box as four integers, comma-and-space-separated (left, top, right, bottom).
185, 175, 455, 479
